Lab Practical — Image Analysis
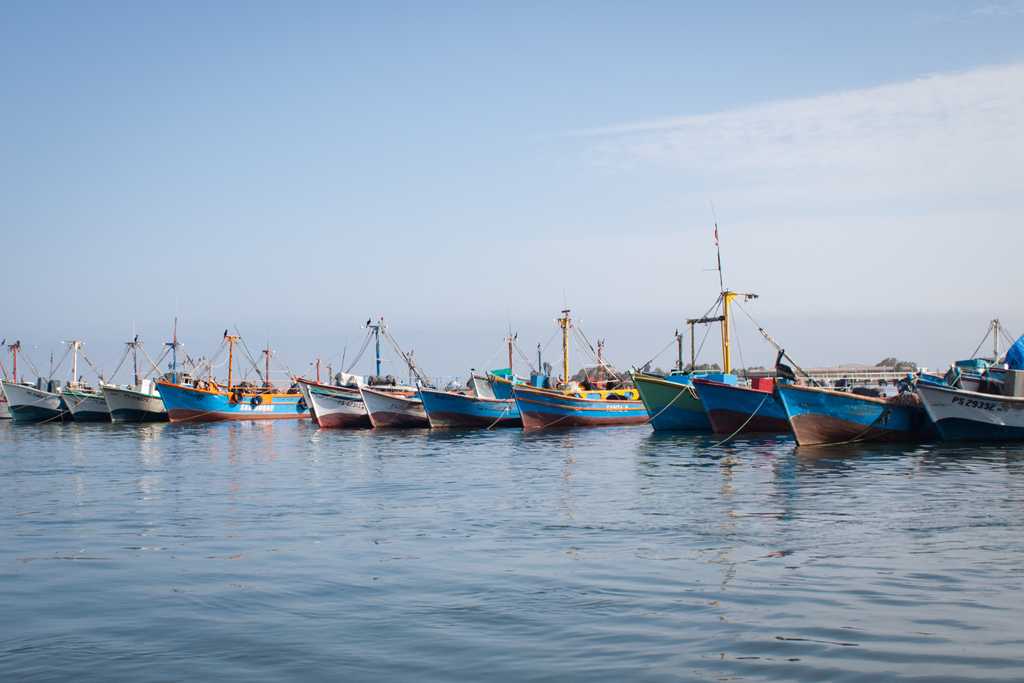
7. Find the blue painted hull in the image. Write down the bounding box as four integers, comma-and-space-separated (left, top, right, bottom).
156, 381, 310, 422
512, 385, 648, 430
692, 379, 790, 434
632, 373, 711, 431
777, 384, 930, 446
419, 388, 521, 428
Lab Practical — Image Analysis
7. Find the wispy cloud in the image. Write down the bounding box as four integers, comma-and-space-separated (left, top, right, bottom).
923, 1, 1024, 22
576, 63, 1024, 210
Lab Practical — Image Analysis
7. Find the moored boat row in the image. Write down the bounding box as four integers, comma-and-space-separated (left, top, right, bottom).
3, 253, 1022, 442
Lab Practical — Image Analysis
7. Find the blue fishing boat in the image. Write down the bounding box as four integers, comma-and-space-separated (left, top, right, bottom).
419, 387, 521, 428
692, 376, 790, 434
634, 287, 759, 431
156, 333, 309, 423
512, 383, 647, 429
632, 371, 712, 431
419, 333, 524, 428
777, 383, 930, 446
512, 310, 647, 430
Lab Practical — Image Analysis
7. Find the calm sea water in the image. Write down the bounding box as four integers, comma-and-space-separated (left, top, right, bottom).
1, 421, 1023, 682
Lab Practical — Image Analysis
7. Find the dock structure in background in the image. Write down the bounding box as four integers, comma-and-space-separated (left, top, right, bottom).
743, 364, 915, 385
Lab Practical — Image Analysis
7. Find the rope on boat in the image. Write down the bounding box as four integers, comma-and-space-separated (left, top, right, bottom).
644, 382, 698, 424
484, 401, 513, 430
708, 393, 770, 448
344, 330, 372, 373
825, 406, 893, 446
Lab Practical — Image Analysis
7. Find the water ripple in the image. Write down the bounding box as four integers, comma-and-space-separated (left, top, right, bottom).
2, 421, 1023, 681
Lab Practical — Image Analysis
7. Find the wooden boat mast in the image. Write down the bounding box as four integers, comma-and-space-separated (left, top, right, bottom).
558, 309, 571, 385
261, 344, 272, 389
674, 329, 683, 371
225, 334, 240, 391
506, 331, 514, 373
8, 341, 19, 383
124, 336, 141, 386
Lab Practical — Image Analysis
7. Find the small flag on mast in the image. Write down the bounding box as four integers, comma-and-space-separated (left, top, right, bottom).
713, 224, 719, 246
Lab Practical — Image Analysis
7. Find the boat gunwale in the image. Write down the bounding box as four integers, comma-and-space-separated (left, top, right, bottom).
692, 377, 771, 395
916, 381, 1024, 405
778, 382, 898, 406
155, 379, 300, 400
419, 387, 515, 405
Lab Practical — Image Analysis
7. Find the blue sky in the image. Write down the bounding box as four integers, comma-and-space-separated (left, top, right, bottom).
2, 1, 1023, 382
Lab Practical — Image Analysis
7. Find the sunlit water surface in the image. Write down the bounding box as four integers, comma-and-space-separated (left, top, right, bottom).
1, 421, 1023, 681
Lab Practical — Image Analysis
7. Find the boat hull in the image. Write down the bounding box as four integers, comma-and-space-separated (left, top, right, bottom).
0, 397, 9, 419
692, 379, 790, 434
298, 380, 371, 429
1, 381, 67, 423
777, 384, 930, 446
360, 386, 428, 428
103, 385, 168, 422
156, 381, 310, 422
419, 388, 521, 428
916, 383, 1024, 441
62, 390, 112, 422
512, 385, 647, 430
632, 373, 710, 431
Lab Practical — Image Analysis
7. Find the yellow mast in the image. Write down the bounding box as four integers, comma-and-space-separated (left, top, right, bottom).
225, 334, 240, 391
719, 291, 757, 375
721, 292, 734, 374
558, 309, 571, 386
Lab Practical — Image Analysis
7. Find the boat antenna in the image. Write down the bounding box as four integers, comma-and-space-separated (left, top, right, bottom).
165, 317, 180, 383
711, 200, 725, 292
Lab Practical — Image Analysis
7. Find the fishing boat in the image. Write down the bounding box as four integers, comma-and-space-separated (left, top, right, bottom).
60, 340, 111, 422
419, 387, 521, 428
0, 341, 10, 419
296, 379, 370, 428
102, 330, 179, 423
418, 332, 522, 428
0, 341, 69, 423
916, 382, 1024, 441
916, 334, 1024, 441
776, 383, 930, 446
298, 318, 429, 428
156, 333, 308, 422
360, 385, 428, 428
512, 310, 647, 430
633, 287, 758, 431
692, 375, 790, 434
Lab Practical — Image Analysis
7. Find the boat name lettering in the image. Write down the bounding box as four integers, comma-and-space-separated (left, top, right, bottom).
951, 396, 996, 411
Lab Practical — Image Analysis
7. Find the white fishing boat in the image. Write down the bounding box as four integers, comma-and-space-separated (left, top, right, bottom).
0, 340, 10, 417
359, 385, 428, 428
60, 340, 110, 422
2, 380, 67, 423
104, 381, 168, 423
917, 368, 1024, 441
101, 330, 179, 423
301, 317, 429, 429
0, 341, 67, 423
296, 379, 370, 428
